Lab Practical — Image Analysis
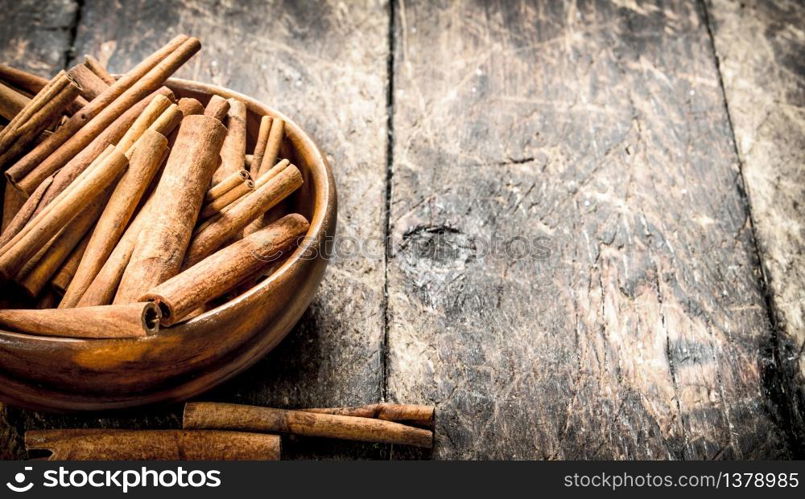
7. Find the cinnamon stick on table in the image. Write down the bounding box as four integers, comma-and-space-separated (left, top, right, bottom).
187, 163, 303, 266
26, 430, 280, 461
114, 110, 227, 303
7, 35, 196, 194
212, 99, 247, 185
183, 402, 433, 448
0, 302, 161, 339
143, 214, 309, 325
305, 404, 436, 429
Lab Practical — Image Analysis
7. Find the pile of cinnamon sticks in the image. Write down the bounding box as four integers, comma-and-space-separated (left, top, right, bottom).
26, 403, 435, 460
0, 35, 308, 338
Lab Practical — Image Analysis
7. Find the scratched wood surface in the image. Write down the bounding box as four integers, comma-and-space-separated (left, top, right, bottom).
0, 0, 803, 460
386, 0, 799, 459
706, 0, 805, 444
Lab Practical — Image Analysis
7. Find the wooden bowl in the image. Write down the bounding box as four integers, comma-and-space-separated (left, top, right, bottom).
0, 79, 337, 411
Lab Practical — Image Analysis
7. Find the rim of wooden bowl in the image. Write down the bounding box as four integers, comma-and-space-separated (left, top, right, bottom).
0, 78, 337, 411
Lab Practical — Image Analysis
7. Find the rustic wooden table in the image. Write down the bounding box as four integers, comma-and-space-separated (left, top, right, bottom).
0, 0, 802, 459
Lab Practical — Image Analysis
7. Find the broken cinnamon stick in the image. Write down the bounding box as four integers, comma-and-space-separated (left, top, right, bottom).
0, 302, 160, 338
114, 113, 227, 303
8, 35, 197, 194
183, 402, 433, 448
0, 146, 128, 279
305, 404, 435, 429
26, 429, 280, 461
61, 131, 168, 308
187, 164, 303, 266
212, 99, 247, 185
143, 214, 309, 325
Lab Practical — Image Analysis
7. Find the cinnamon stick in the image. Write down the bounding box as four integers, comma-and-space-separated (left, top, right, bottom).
305, 404, 435, 429
33, 88, 174, 214
143, 214, 309, 325
18, 194, 107, 297
67, 61, 110, 101
203, 95, 230, 121
1, 182, 26, 233
83, 55, 116, 85
200, 177, 254, 219
187, 164, 303, 267
0, 302, 160, 338
0, 71, 81, 169
0, 81, 29, 120
7, 35, 197, 194
0, 64, 48, 94
249, 115, 272, 179
256, 118, 285, 178
61, 131, 168, 308
212, 99, 247, 185
0, 176, 52, 248
114, 113, 227, 303
0, 147, 128, 279
51, 235, 89, 295
183, 402, 433, 448
177, 97, 205, 117
26, 429, 280, 461
116, 94, 172, 153
205, 169, 251, 202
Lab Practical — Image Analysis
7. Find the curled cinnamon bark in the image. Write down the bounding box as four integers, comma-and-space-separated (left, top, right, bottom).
143, 214, 309, 325
51, 235, 89, 295
200, 178, 254, 219
205, 169, 251, 202
0, 302, 161, 338
305, 404, 435, 429
0, 81, 29, 120
249, 115, 273, 179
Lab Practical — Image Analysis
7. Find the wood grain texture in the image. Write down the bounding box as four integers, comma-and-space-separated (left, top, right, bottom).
9, 0, 390, 459
706, 0, 805, 442
386, 0, 794, 459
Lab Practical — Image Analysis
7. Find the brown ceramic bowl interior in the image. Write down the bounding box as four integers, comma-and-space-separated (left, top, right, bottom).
0, 79, 337, 411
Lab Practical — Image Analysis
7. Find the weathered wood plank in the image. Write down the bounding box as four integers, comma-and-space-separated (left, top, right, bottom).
387, 0, 793, 459
706, 0, 805, 446
0, 0, 78, 460
9, 0, 390, 459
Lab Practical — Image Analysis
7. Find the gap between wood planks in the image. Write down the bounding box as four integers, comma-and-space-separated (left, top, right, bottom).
699, 0, 805, 456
